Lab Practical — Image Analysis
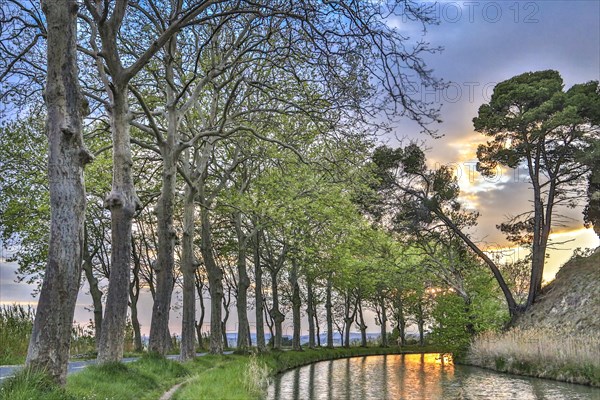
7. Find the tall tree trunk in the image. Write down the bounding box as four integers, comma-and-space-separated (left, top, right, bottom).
290, 259, 302, 351
149, 25, 181, 354
149, 150, 177, 354
234, 212, 250, 352
343, 293, 353, 349
221, 289, 231, 348
82, 229, 103, 350
325, 274, 334, 348
180, 186, 197, 360
27, 1, 89, 383
129, 292, 143, 353
199, 195, 223, 354
195, 276, 206, 349
253, 234, 266, 351
265, 302, 275, 348
130, 236, 143, 352
527, 179, 554, 308
395, 298, 406, 346
314, 302, 321, 347
306, 279, 315, 349
270, 268, 284, 349
97, 86, 138, 363
379, 296, 388, 347
357, 299, 368, 347
195, 270, 206, 350
417, 300, 425, 346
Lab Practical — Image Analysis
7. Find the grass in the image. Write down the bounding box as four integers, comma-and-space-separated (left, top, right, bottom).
0, 368, 70, 400
67, 353, 189, 400
174, 345, 447, 400
0, 304, 147, 365
467, 327, 600, 386
0, 345, 447, 400
173, 355, 267, 400
0, 305, 34, 365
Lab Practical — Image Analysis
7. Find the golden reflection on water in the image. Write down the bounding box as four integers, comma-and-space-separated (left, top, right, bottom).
267, 353, 600, 400
381, 354, 454, 400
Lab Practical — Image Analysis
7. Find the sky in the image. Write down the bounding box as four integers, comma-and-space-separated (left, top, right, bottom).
1, 0, 599, 337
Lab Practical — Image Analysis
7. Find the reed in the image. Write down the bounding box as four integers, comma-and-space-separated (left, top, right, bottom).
0, 305, 34, 365
468, 327, 600, 386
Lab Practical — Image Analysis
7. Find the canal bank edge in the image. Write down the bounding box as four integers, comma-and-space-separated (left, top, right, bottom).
169, 346, 451, 399
465, 250, 600, 388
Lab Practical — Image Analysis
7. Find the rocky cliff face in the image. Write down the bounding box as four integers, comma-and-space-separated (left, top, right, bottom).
515, 248, 600, 334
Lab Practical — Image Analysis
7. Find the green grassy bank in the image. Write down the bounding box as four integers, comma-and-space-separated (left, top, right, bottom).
0, 346, 446, 400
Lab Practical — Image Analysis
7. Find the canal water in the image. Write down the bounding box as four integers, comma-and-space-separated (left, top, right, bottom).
266, 354, 600, 400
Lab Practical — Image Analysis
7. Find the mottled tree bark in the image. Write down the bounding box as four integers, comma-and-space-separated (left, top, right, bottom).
200, 201, 224, 353
253, 234, 266, 351
148, 145, 177, 354
97, 87, 137, 363
180, 186, 197, 360
314, 303, 321, 347
82, 229, 103, 349
130, 236, 143, 352
221, 289, 231, 348
149, 25, 181, 354
270, 268, 285, 349
379, 296, 388, 347
357, 298, 368, 347
325, 274, 334, 348
394, 297, 406, 346
343, 291, 356, 349
195, 269, 206, 350
417, 300, 425, 346
290, 259, 302, 351
234, 212, 250, 352
26, 0, 90, 384
306, 279, 316, 348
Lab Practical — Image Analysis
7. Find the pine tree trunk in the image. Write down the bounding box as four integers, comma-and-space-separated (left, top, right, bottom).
27, 0, 89, 384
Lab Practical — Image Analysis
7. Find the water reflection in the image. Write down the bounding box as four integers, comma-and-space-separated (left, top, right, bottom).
266, 354, 600, 400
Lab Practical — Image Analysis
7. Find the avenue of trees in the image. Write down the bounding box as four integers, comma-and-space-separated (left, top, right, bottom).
0, 0, 598, 385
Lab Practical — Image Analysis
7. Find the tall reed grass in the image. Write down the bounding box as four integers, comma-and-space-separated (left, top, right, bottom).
243, 353, 270, 396
468, 327, 600, 386
0, 304, 99, 364
0, 305, 34, 365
